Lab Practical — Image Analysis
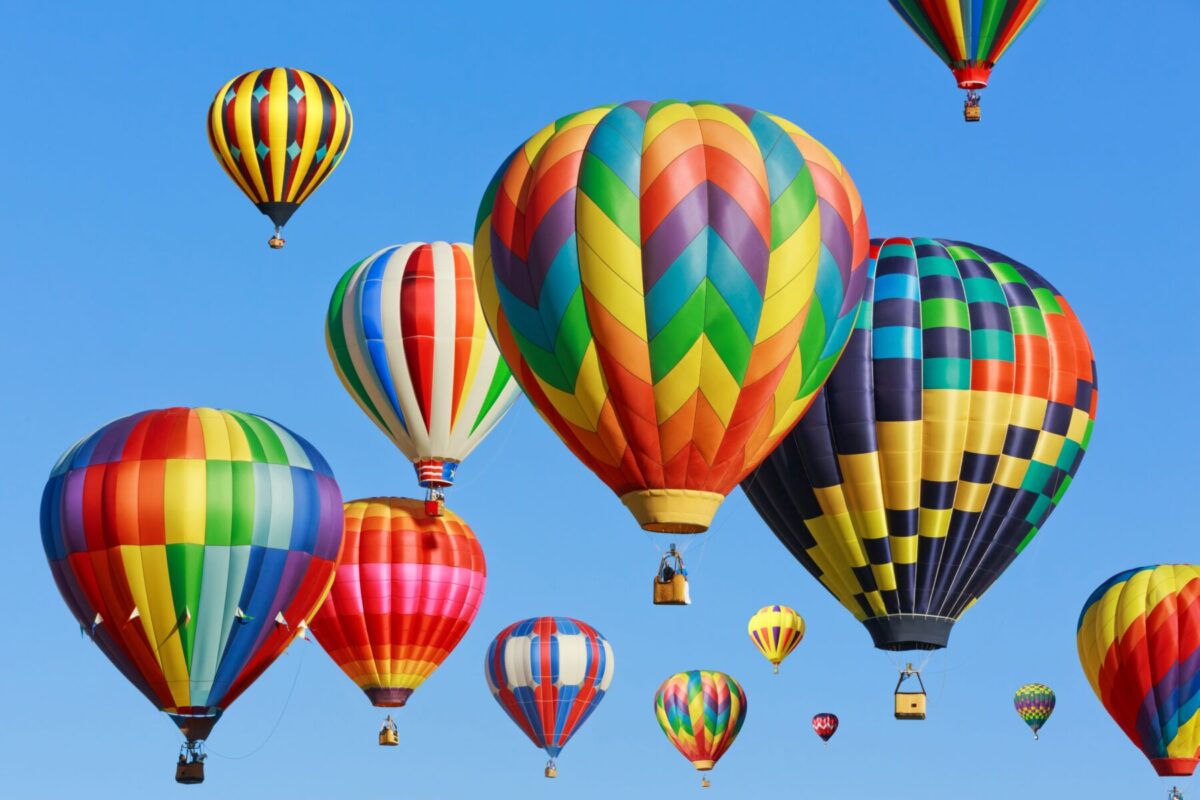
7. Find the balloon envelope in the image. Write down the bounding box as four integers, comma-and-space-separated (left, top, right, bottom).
1078, 565, 1200, 777
207, 67, 352, 233
40, 407, 344, 742
484, 617, 614, 764
812, 712, 839, 742
887, 1, 1046, 88
475, 100, 868, 534
654, 670, 747, 771
309, 498, 486, 707
326, 242, 520, 493
1013, 683, 1055, 738
747, 605, 805, 671
744, 238, 1097, 651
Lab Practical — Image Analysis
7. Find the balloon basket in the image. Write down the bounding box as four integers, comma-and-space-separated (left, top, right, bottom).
268, 234, 285, 249
894, 663, 927, 720
652, 546, 690, 605
175, 760, 205, 784
424, 498, 444, 517
544, 766, 557, 779
700, 777, 711, 789
378, 715, 399, 747
964, 104, 981, 122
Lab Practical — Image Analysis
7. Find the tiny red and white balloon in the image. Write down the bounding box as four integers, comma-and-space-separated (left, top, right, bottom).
812, 713, 839, 744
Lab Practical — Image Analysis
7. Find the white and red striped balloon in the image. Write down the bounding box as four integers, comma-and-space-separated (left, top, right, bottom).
326, 242, 520, 493
812, 712, 838, 743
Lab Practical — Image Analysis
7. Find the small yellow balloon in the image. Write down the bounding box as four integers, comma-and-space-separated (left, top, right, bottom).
747, 605, 805, 673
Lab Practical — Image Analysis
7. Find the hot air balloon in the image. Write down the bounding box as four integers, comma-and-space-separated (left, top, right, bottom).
308, 498, 486, 745
887, 1, 1045, 121
474, 100, 868, 590
327, 242, 521, 515
1013, 683, 1055, 740
747, 605, 805, 674
1078, 565, 1200, 779
485, 617, 614, 777
654, 670, 747, 788
743, 238, 1096, 675
812, 712, 839, 743
207, 67, 352, 248
39, 407, 345, 783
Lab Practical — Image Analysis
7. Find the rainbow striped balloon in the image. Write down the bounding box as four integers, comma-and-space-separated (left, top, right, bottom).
475, 100, 868, 535
747, 605, 805, 673
888, 1, 1045, 89
1013, 683, 1055, 739
326, 243, 520, 494
484, 617, 614, 773
1078, 565, 1200, 777
654, 670, 747, 776
309, 498, 486, 708
206, 68, 352, 242
40, 408, 344, 745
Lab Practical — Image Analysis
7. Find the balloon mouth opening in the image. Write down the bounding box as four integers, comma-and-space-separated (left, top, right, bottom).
692, 760, 715, 771
169, 709, 221, 742
953, 64, 992, 90
863, 615, 954, 651
1153, 758, 1199, 777
255, 200, 301, 228
366, 688, 413, 708
621, 490, 724, 533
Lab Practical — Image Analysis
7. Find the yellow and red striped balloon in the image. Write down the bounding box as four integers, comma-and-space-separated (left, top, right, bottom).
1078, 565, 1200, 777
475, 101, 868, 535
747, 605, 805, 674
207, 67, 352, 246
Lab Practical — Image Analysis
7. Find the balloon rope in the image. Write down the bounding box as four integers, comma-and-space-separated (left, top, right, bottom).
206, 646, 306, 761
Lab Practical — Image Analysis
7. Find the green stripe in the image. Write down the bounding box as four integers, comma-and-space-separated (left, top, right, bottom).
769, 171, 816, 250
231, 412, 289, 465
921, 298, 969, 329
704, 286, 752, 382
471, 359, 516, 435
650, 281, 705, 382
327, 261, 389, 430
1009, 305, 1046, 337
1032, 287, 1064, 315
204, 461, 233, 546
167, 542, 204, 668
579, 153, 640, 243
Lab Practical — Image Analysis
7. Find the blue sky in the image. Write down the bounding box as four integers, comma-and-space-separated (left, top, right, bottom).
2, 1, 1198, 797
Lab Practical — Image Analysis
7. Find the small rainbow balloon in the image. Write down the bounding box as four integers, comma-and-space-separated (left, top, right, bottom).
654, 670, 747, 785
1013, 684, 1055, 739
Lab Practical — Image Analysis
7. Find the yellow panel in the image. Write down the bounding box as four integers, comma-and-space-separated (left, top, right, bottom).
953, 480, 991, 513
1010, 395, 1049, 429
698, 337, 739, 425
761, 215, 819, 315
850, 507, 888, 540
964, 390, 1012, 454
1031, 432, 1066, 467
872, 563, 898, 592
891, 534, 918, 565
163, 460, 206, 545
812, 485, 848, 516
287, 70, 322, 202
917, 507, 952, 538
577, 195, 646, 338
654, 339, 703, 422
267, 68, 289, 200
232, 69, 267, 201
195, 408, 231, 461
1067, 408, 1091, 443
120, 545, 190, 708
993, 454, 1029, 489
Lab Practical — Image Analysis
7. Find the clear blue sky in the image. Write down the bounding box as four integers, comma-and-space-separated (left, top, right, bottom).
2, 2, 1197, 797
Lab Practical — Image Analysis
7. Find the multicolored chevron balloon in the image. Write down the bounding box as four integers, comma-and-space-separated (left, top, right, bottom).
1013, 683, 1055, 739
744, 238, 1097, 652
1078, 565, 1200, 777
475, 100, 868, 535
747, 605, 805, 674
654, 670, 747, 781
